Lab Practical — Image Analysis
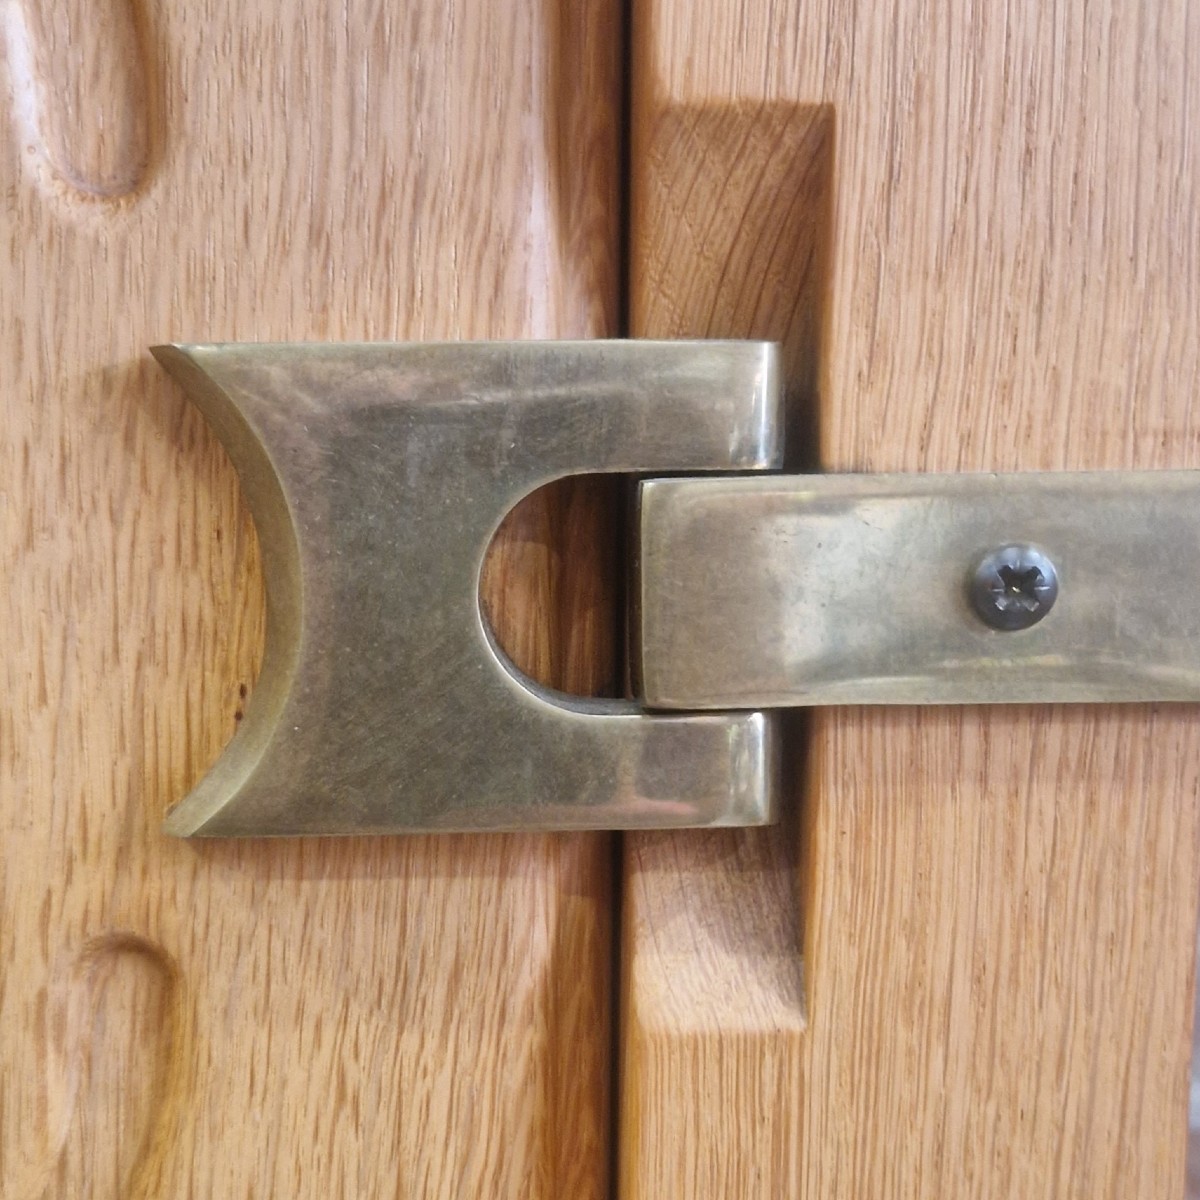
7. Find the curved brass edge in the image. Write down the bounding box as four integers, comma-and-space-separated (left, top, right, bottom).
151, 345, 304, 836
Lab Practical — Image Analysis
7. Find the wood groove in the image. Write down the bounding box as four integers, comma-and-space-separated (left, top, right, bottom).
4, 0, 156, 203
14, 934, 182, 1200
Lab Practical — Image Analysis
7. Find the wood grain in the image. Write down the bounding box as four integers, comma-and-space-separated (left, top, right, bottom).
0, 1, 619, 1196
623, 0, 1200, 1196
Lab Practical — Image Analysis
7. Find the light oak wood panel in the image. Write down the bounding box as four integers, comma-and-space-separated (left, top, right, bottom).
0, 2, 619, 1195
623, 1, 1200, 1196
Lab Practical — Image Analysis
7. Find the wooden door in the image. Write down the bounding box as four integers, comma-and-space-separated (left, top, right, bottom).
4, 1, 1198, 1198
622, 1, 1200, 1196
2, 2, 618, 1195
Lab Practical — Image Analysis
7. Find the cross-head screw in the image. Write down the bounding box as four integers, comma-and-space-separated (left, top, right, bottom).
968, 543, 1058, 631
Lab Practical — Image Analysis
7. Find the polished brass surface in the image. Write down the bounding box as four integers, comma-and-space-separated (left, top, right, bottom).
154, 340, 782, 835
637, 470, 1200, 708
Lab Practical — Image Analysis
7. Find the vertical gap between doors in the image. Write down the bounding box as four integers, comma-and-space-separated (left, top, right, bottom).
609, 0, 634, 1193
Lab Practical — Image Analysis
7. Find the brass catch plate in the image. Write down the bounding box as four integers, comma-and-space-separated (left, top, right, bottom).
154, 340, 782, 835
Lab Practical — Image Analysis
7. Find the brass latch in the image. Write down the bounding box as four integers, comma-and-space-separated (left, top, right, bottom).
154, 341, 1200, 835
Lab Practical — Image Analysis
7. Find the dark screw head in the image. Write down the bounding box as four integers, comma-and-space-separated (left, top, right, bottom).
969, 544, 1058, 631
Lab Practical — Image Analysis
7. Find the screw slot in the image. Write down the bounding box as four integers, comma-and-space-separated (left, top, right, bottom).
969, 544, 1058, 631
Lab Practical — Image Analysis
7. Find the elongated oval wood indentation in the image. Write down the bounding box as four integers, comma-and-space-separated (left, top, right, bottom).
42, 934, 180, 1199
5, 0, 150, 198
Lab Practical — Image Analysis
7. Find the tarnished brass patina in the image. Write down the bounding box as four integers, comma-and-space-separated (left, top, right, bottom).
153, 340, 781, 835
